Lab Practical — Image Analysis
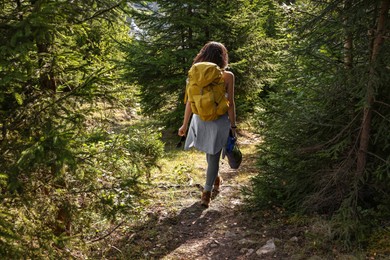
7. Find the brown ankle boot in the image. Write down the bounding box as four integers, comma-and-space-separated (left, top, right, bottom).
201, 191, 211, 208
213, 176, 223, 193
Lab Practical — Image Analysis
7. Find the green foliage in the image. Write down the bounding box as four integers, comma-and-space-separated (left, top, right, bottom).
250, 0, 390, 248
0, 0, 164, 257
123, 0, 280, 126
228, 0, 283, 116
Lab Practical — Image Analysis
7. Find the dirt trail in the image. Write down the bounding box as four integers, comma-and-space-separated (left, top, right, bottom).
160, 132, 268, 259
103, 129, 378, 259
110, 131, 297, 259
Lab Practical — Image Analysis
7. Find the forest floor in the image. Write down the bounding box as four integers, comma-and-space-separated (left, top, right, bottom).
99, 124, 382, 260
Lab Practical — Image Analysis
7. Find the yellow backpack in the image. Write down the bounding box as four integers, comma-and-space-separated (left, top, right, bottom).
184, 62, 229, 121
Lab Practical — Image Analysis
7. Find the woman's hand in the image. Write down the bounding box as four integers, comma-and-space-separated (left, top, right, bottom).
179, 102, 192, 137
230, 125, 237, 137
231, 128, 237, 137
178, 124, 188, 136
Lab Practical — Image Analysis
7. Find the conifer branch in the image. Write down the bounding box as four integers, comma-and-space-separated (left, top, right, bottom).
78, 2, 122, 23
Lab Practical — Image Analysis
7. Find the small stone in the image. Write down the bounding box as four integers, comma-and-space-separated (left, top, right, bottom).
240, 248, 248, 254
289, 236, 299, 242
256, 238, 276, 256
246, 249, 254, 256
238, 238, 256, 244
224, 231, 236, 238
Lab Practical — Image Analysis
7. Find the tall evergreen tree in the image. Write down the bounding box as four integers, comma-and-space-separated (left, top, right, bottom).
0, 0, 163, 257
124, 0, 279, 125
251, 0, 390, 246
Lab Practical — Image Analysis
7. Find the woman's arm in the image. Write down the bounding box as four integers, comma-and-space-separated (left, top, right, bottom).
178, 101, 192, 136
224, 71, 236, 131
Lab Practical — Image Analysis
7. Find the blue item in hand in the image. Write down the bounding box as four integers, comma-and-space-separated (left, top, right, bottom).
226, 135, 236, 153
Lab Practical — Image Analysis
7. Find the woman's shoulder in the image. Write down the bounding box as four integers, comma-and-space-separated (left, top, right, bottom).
223, 70, 234, 76
223, 70, 234, 82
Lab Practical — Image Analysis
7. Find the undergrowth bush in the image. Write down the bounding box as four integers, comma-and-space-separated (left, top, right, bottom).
0, 100, 164, 258
249, 0, 390, 250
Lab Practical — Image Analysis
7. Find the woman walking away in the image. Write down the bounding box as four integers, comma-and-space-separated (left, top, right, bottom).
178, 42, 237, 208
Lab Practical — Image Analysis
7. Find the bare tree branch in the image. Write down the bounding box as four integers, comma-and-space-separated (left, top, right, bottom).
87, 221, 125, 243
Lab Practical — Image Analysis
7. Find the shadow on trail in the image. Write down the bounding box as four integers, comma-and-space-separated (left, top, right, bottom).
105, 129, 261, 259
109, 201, 222, 259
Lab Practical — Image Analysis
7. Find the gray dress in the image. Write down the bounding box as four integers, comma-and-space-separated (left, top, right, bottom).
184, 113, 230, 155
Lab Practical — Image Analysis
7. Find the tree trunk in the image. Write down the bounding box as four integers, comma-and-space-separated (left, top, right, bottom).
187, 4, 193, 48
205, 0, 210, 39
356, 0, 389, 174
343, 0, 353, 69
31, 0, 57, 92
37, 43, 57, 92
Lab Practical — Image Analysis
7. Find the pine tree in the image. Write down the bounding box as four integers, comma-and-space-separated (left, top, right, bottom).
124, 0, 278, 125
0, 0, 164, 257
251, 0, 390, 247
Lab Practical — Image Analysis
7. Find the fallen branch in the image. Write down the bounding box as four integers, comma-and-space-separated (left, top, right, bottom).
87, 221, 124, 244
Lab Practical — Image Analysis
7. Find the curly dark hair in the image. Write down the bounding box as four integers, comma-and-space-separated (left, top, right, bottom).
193, 41, 228, 69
